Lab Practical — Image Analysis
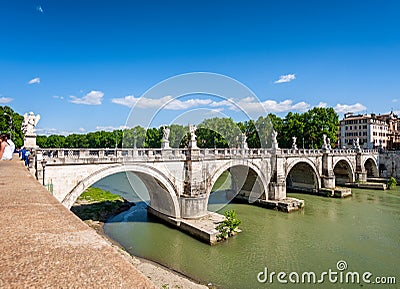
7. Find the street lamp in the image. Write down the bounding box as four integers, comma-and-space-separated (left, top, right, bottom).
3, 112, 13, 139
41, 158, 47, 186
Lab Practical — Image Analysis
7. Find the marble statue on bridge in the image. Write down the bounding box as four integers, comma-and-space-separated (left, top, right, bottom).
22, 112, 40, 149
22, 112, 40, 136
271, 130, 279, 149
189, 124, 197, 148
292, 136, 298, 150
322, 134, 332, 151
162, 126, 170, 141
161, 126, 171, 149
241, 133, 248, 149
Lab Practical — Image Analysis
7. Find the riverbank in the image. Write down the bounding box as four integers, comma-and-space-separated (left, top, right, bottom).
72, 188, 209, 289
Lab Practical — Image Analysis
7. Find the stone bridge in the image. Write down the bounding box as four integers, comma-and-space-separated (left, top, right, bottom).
34, 145, 379, 219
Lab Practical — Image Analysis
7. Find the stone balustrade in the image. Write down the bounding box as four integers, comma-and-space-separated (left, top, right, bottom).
38, 147, 378, 165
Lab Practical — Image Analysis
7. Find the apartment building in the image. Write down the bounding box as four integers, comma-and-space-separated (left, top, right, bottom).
339, 113, 388, 149
376, 112, 400, 150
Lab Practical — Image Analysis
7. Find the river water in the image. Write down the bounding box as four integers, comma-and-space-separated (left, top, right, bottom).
96, 172, 400, 289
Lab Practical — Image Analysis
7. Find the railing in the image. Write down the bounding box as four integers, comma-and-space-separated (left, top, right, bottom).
38, 147, 379, 163
280, 148, 323, 155
40, 148, 188, 162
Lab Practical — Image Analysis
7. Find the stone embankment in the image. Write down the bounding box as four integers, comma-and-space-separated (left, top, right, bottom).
0, 157, 155, 288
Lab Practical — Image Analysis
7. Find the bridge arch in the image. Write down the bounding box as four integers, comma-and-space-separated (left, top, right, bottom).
286, 159, 321, 192
62, 164, 181, 218
333, 158, 355, 185
206, 160, 269, 203
364, 157, 379, 177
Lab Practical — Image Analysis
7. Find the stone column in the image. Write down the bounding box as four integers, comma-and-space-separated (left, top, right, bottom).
268, 153, 286, 200
180, 127, 208, 218
356, 152, 367, 182
321, 152, 335, 189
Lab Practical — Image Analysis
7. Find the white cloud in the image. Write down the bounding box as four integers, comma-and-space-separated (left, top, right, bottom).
28, 77, 40, 84
316, 102, 328, 108
112, 95, 311, 114
69, 90, 104, 105
232, 97, 310, 113
37, 6, 44, 13
334, 103, 367, 114
274, 74, 296, 84
35, 128, 70, 136
53, 95, 64, 100
392, 99, 398, 103
0, 97, 13, 104
78, 127, 85, 132
95, 125, 129, 131
111, 95, 213, 110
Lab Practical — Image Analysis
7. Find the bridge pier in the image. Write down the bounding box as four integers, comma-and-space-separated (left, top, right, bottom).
268, 182, 286, 200
179, 195, 208, 219
321, 176, 335, 189
356, 171, 367, 182
321, 152, 336, 189
355, 152, 368, 182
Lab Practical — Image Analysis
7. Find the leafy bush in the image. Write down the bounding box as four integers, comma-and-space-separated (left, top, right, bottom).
216, 209, 241, 240
387, 177, 397, 190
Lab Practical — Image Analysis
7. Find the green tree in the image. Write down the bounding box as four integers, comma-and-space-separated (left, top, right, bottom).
65, 134, 89, 148
266, 108, 339, 149
46, 135, 66, 148
282, 112, 305, 148
145, 127, 162, 148
36, 135, 48, 147
197, 117, 242, 148
169, 124, 188, 148
302, 107, 339, 149
0, 106, 24, 148
122, 126, 146, 148
254, 115, 276, 148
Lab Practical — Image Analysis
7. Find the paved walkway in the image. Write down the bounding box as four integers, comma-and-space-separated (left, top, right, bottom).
0, 157, 155, 288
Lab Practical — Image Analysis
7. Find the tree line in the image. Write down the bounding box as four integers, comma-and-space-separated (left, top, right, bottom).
0, 106, 25, 148
35, 107, 339, 149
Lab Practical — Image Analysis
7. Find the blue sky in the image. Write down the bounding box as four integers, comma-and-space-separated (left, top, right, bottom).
1, 0, 400, 135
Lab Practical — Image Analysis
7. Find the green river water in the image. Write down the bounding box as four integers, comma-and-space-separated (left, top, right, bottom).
96, 172, 400, 289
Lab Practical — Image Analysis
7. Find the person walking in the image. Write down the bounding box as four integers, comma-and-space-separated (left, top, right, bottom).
25, 149, 32, 167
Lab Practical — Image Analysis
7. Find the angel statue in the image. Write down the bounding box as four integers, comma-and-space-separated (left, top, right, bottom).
22, 112, 40, 135
292, 136, 298, 150
271, 130, 278, 144
189, 124, 197, 141
162, 126, 170, 141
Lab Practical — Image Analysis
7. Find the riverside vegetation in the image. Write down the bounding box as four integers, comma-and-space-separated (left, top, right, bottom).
387, 177, 397, 190
216, 209, 241, 240
71, 187, 134, 233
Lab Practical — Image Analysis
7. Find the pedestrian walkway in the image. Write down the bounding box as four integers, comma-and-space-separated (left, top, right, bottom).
0, 157, 155, 288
